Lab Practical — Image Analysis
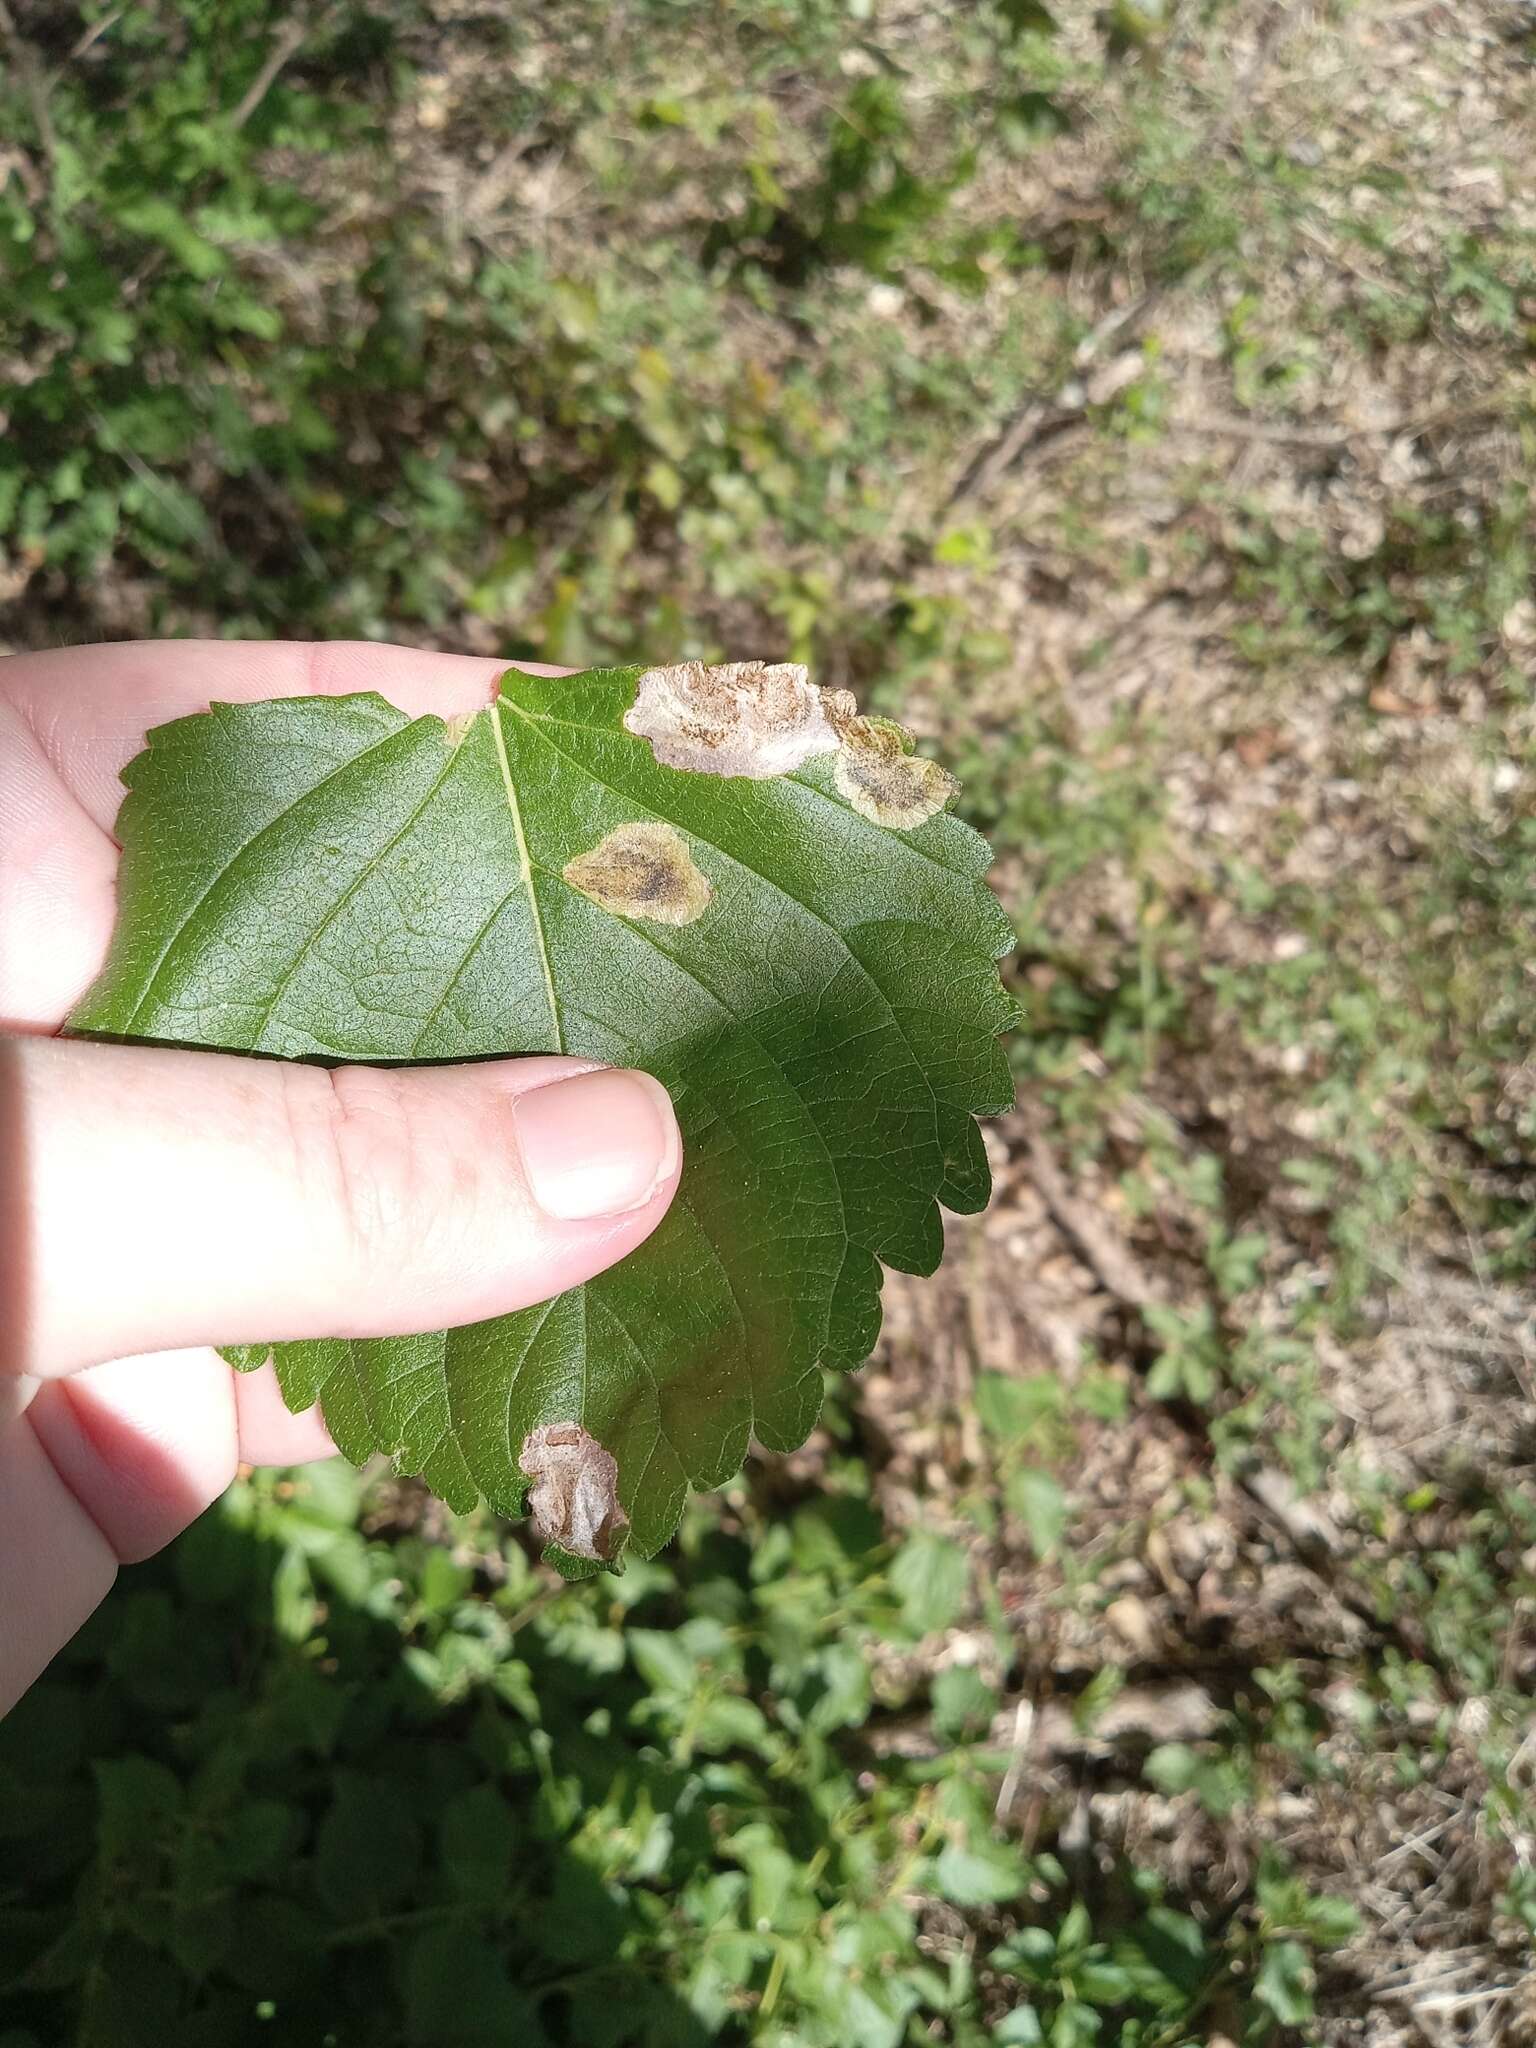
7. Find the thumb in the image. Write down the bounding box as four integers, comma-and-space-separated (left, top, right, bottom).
3, 1036, 682, 1377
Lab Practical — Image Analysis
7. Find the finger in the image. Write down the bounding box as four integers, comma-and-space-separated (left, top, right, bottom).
0, 1350, 335, 1717
23, 1348, 237, 1565
0, 1412, 117, 1718
0, 1347, 245, 1718
0, 692, 120, 1031
6, 1035, 682, 1378
1, 640, 571, 831
233, 1360, 336, 1465
0, 1372, 36, 1433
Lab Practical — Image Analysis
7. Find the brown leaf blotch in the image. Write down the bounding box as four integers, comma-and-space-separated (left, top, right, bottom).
832, 715, 959, 830
519, 1422, 630, 1563
563, 820, 713, 925
624, 660, 841, 779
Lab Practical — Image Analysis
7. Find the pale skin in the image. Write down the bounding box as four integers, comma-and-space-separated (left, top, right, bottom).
0, 640, 684, 1714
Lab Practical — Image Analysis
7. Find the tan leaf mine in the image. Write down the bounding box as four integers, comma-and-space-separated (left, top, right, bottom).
519, 1423, 631, 1563
831, 714, 959, 830
620, 660, 958, 830
623, 660, 842, 779
563, 819, 713, 926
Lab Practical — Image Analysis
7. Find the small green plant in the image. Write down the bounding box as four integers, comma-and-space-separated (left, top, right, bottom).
0, 1459, 1368, 2045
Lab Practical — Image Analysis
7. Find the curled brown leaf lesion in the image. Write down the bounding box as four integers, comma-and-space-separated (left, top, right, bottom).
621, 659, 957, 830
519, 1422, 630, 1563
563, 820, 713, 925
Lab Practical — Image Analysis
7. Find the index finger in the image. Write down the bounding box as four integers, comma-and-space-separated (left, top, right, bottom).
1, 639, 568, 832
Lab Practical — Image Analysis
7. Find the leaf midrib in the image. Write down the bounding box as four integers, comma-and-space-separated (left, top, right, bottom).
489, 698, 563, 1053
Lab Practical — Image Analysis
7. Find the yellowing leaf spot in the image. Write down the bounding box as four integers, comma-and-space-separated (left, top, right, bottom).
624, 659, 841, 779
519, 1422, 630, 1563
563, 820, 713, 925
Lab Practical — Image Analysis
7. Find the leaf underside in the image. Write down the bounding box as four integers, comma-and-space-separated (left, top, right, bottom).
71, 665, 1017, 1564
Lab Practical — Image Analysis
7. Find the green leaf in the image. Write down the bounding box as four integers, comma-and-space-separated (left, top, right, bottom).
1112, 1905, 1209, 1999
974, 1370, 1063, 1445
994, 2010, 1044, 2046
223, 1897, 321, 1997
1006, 1467, 1067, 1559
92, 1757, 181, 1866
314, 1775, 422, 1921
1256, 1853, 1361, 1948
1142, 1742, 1198, 1795
1048, 2005, 1101, 2048
222, 1798, 297, 1880
1143, 1742, 1248, 1818
935, 1838, 1031, 1907
1299, 1895, 1362, 1948
403, 1925, 547, 2045
112, 197, 227, 280
931, 1665, 997, 1740
1074, 1959, 1136, 2000
891, 1530, 971, 1634
628, 1628, 701, 1698
540, 1859, 629, 1965
1253, 1938, 1315, 2025
438, 1785, 516, 1901
71, 664, 1015, 1568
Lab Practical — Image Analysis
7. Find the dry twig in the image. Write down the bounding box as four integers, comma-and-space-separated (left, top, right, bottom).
230, 12, 315, 132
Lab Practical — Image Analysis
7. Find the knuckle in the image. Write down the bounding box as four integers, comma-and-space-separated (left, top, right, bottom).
281, 1063, 428, 1274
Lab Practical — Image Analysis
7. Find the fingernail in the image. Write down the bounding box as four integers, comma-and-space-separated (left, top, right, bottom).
513, 1068, 680, 1221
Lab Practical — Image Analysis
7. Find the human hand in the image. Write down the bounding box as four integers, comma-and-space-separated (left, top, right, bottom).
0, 640, 683, 1714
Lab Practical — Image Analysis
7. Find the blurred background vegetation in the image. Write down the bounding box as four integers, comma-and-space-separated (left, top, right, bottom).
2, 1, 1534, 2042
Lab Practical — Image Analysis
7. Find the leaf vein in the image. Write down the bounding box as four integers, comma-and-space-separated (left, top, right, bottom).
124, 720, 413, 1031
253, 742, 465, 1046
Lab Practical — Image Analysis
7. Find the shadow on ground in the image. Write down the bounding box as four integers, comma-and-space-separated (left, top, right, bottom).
0, 1489, 719, 2048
